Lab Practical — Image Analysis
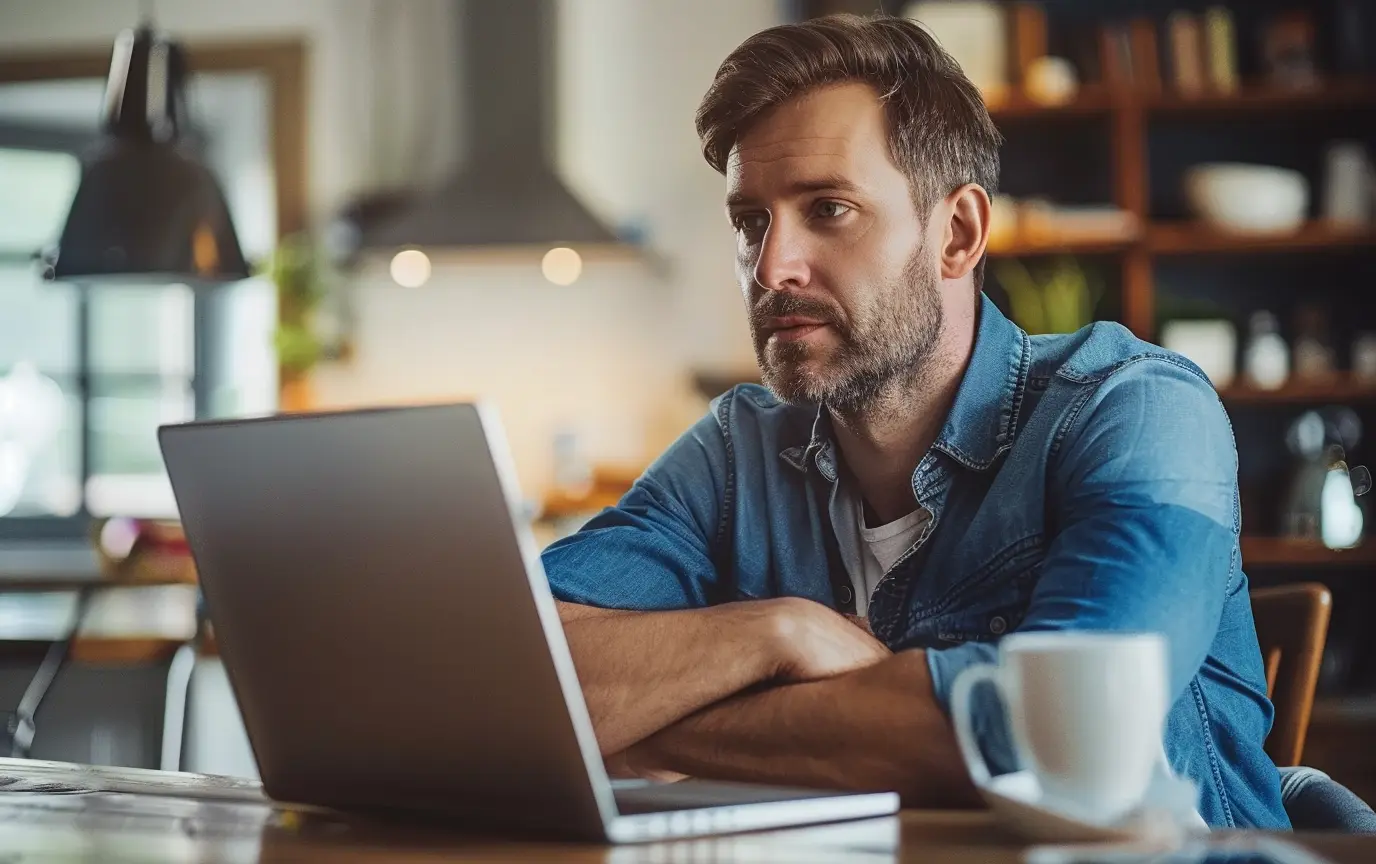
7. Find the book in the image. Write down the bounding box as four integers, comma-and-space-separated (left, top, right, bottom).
1098, 22, 1134, 89
1204, 6, 1239, 94
1130, 17, 1162, 93
1167, 12, 1206, 96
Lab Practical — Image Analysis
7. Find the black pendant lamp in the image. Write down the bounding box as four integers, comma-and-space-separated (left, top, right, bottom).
47, 23, 248, 284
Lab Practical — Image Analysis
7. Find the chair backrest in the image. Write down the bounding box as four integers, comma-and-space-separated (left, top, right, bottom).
1250, 583, 1332, 767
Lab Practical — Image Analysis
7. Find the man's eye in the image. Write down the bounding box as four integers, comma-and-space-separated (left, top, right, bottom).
814, 200, 852, 219
732, 213, 769, 234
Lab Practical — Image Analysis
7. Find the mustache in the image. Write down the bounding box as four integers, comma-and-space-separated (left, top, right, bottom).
750, 292, 844, 330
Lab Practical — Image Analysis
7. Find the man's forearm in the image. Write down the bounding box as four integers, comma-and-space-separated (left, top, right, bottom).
631, 650, 981, 808
557, 600, 785, 756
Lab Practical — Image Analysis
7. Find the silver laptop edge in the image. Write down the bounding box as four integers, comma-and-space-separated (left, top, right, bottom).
469, 403, 621, 826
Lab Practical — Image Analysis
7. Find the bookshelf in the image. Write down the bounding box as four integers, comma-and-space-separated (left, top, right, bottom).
1061, 85, 1376, 339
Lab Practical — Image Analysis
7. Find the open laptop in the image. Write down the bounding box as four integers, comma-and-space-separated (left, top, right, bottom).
157, 402, 898, 842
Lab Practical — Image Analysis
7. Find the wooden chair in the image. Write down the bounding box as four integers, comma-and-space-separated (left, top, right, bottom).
1251, 583, 1333, 767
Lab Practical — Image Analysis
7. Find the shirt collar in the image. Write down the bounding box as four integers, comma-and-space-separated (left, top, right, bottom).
932, 293, 1030, 470
779, 294, 1030, 475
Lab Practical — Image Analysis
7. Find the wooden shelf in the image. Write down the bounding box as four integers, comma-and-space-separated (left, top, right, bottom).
987, 235, 1136, 258
1242, 536, 1376, 568
984, 222, 1374, 260
1147, 222, 1376, 255
985, 222, 1370, 255
985, 81, 1376, 120
987, 90, 1113, 120
1219, 375, 1376, 405
1146, 79, 1376, 114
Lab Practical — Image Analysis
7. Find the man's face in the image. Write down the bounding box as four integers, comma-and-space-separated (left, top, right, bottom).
726, 82, 943, 413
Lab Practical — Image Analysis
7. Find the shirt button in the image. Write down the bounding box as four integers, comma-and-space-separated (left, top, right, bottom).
990, 616, 1008, 635
839, 585, 854, 605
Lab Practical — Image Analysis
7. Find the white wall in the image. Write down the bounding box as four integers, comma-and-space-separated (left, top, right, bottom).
0, 0, 776, 500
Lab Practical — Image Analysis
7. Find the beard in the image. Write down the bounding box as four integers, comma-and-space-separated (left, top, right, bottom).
749, 246, 943, 416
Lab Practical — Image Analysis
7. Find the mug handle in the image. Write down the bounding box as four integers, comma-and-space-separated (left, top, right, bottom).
950, 663, 1004, 788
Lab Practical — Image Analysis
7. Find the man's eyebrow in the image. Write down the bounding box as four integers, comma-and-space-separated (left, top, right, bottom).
726, 175, 863, 209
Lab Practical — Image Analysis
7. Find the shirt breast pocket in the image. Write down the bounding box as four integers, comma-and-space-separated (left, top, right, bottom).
903, 539, 1043, 648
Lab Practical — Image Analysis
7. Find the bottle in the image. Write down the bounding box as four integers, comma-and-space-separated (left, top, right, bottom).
1353, 333, 1376, 383
1293, 303, 1336, 381
1244, 311, 1289, 390
1323, 141, 1372, 227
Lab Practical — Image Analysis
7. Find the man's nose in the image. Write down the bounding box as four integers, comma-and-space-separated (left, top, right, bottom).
753, 221, 810, 293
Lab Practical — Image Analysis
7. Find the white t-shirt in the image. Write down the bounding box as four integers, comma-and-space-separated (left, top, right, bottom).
828, 471, 929, 616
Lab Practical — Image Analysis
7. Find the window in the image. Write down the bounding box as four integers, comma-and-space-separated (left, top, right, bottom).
0, 145, 202, 529
0, 73, 278, 536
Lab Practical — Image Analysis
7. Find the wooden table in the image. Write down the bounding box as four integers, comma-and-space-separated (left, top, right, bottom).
3, 760, 1376, 863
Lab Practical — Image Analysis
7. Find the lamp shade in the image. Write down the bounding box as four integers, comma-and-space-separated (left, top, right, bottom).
48, 25, 248, 284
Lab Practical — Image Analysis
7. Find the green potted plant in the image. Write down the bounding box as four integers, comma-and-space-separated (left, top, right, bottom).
263, 233, 330, 411
992, 256, 1102, 335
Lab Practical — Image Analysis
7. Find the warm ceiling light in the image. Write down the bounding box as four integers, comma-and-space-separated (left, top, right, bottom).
390, 249, 431, 287
542, 246, 582, 286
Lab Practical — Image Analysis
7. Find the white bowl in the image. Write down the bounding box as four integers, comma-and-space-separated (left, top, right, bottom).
1183, 163, 1309, 234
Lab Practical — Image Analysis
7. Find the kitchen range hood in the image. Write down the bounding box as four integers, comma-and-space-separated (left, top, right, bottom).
338, 0, 623, 259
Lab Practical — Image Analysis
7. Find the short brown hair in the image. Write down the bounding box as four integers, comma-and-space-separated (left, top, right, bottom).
696, 13, 1002, 290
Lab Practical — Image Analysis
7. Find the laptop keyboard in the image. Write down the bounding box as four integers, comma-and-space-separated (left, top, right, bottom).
613, 779, 844, 814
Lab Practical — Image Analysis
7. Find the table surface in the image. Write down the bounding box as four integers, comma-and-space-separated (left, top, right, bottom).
3, 759, 1376, 864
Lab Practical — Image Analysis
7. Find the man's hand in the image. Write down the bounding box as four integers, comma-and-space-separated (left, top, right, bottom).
598, 598, 889, 787
628, 649, 982, 808
769, 597, 891, 682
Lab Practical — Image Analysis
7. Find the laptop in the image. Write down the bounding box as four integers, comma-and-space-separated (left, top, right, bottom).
157, 402, 899, 842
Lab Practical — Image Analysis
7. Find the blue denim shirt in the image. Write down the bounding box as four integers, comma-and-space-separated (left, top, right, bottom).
543, 295, 1288, 830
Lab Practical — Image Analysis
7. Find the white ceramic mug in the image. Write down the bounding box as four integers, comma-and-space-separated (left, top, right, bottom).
951, 631, 1169, 823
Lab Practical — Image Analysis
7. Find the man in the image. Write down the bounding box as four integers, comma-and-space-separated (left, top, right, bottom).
543, 14, 1288, 829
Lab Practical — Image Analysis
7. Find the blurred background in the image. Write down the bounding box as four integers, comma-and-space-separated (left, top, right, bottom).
0, 0, 1374, 800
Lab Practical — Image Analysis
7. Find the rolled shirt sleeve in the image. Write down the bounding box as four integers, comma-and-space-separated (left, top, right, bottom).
926, 358, 1241, 774
541, 406, 729, 610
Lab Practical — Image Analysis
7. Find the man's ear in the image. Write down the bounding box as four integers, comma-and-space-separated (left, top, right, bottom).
936, 184, 992, 281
